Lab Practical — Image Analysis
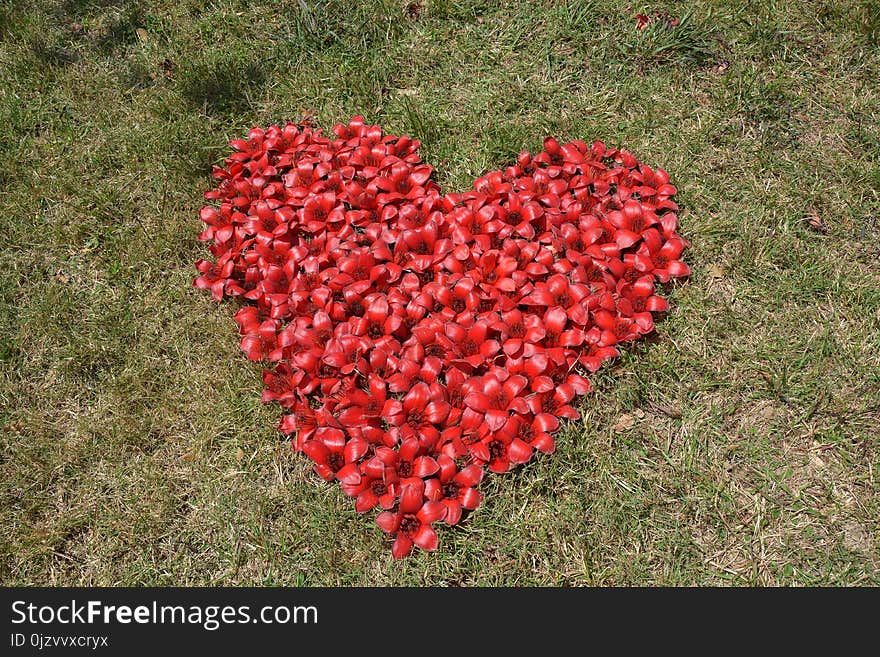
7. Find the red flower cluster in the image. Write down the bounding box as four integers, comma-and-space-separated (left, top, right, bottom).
195, 116, 689, 558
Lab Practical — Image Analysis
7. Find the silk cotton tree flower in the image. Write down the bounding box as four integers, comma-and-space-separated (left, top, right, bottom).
194, 116, 689, 558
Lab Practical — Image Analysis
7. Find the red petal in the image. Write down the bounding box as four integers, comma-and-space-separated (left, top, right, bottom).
459, 488, 482, 510
399, 482, 424, 514
392, 533, 413, 559
464, 392, 491, 412
485, 409, 508, 432
413, 455, 440, 478
443, 500, 463, 525
411, 525, 439, 551
336, 463, 361, 485
355, 491, 379, 513
532, 433, 556, 454
534, 413, 559, 433
509, 438, 533, 464
454, 464, 484, 488
425, 400, 451, 424
376, 511, 399, 534
417, 500, 447, 524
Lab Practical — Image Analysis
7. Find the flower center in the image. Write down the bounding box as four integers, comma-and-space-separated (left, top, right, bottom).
405, 409, 423, 429
328, 453, 344, 471
584, 264, 604, 282
398, 461, 413, 478
399, 514, 420, 536
613, 319, 631, 338
554, 290, 571, 307
301, 272, 320, 290
460, 338, 479, 356
487, 439, 506, 460
442, 482, 459, 499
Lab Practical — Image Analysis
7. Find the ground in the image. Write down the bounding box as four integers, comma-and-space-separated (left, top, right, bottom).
0, 0, 878, 585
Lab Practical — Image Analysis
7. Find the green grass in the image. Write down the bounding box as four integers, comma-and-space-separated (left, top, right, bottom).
1, 0, 878, 585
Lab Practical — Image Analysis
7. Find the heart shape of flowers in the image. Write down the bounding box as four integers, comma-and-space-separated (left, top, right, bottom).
194, 116, 689, 558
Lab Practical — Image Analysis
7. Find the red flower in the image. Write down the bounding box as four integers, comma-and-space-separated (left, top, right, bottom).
302, 427, 368, 484
523, 274, 591, 326
335, 374, 396, 427
385, 382, 451, 447
301, 192, 344, 232
376, 482, 447, 559
463, 372, 529, 432
425, 455, 483, 525
344, 458, 400, 513
194, 257, 235, 301
593, 309, 643, 346
634, 234, 691, 282
473, 429, 532, 473
498, 412, 559, 458
491, 308, 545, 357
445, 319, 501, 371
375, 437, 439, 482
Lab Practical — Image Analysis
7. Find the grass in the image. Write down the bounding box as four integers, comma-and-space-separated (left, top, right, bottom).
1, 0, 878, 586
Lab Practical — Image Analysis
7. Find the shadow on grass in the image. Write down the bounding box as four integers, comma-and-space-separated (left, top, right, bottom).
30, 41, 79, 67
178, 57, 267, 117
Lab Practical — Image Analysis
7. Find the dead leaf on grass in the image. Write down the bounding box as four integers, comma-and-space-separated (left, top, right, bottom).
806, 212, 828, 234
612, 414, 635, 432
160, 58, 176, 79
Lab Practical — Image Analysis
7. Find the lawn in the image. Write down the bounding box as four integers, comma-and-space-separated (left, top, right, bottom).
1, 0, 878, 585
